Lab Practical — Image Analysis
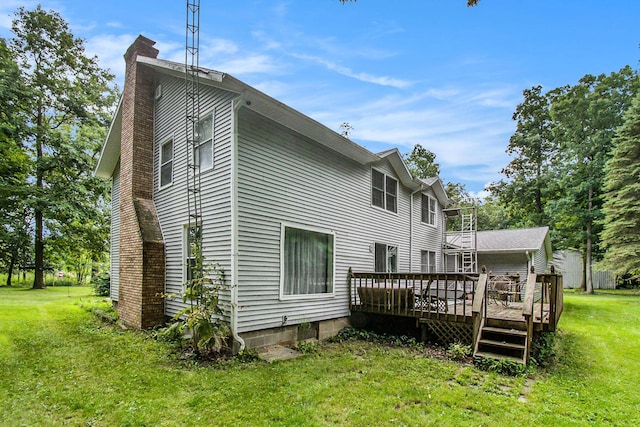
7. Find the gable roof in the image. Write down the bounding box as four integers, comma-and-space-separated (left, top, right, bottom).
477, 227, 552, 259
95, 49, 449, 207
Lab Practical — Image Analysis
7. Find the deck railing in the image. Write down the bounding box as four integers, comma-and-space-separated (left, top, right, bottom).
535, 271, 564, 331
348, 269, 478, 319
348, 269, 564, 330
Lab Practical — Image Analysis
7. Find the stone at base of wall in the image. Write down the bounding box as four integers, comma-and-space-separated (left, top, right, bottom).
236, 317, 351, 353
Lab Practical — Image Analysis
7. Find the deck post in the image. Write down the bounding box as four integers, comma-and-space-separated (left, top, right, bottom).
522, 268, 537, 364
471, 271, 488, 352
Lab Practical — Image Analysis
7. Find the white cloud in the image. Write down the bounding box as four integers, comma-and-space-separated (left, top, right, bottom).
84, 33, 137, 81
213, 54, 284, 76
293, 53, 411, 88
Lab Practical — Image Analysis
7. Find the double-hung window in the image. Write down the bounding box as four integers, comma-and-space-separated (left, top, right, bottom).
372, 169, 397, 213
195, 113, 213, 172
159, 139, 173, 188
374, 243, 397, 273
281, 225, 335, 297
421, 194, 436, 225
184, 224, 202, 282
421, 250, 436, 273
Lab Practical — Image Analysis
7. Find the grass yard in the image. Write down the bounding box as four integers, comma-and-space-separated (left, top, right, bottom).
1, 286, 639, 426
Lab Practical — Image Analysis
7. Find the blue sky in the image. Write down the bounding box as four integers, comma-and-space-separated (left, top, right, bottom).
2, 1, 639, 195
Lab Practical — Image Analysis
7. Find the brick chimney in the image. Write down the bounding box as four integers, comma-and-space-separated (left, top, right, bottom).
118, 35, 165, 328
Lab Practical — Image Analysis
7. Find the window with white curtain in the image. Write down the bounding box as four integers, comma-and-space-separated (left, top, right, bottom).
281, 225, 335, 297
375, 243, 398, 273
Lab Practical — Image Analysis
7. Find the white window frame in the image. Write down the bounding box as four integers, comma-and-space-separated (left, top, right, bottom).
421, 250, 437, 273
182, 222, 202, 283
159, 137, 173, 189
421, 193, 436, 226
194, 112, 214, 173
374, 242, 398, 273
371, 168, 398, 213
279, 222, 336, 301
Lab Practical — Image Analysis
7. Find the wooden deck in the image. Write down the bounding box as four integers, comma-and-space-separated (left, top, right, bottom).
348, 270, 563, 363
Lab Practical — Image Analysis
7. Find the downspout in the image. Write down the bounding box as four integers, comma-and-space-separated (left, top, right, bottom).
230, 95, 246, 352
525, 250, 532, 274
409, 186, 424, 272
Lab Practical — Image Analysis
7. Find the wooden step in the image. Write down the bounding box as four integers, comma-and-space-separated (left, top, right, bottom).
481, 326, 526, 337
474, 351, 524, 364
485, 318, 527, 331
478, 338, 525, 351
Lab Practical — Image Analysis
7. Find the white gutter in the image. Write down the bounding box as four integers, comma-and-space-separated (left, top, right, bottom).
230, 95, 245, 352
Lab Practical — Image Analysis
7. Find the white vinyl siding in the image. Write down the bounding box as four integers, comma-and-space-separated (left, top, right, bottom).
236, 108, 413, 333
110, 162, 120, 301
411, 188, 444, 272
152, 74, 236, 319
478, 253, 529, 279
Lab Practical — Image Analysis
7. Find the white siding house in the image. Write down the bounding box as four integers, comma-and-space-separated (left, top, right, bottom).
95, 36, 451, 349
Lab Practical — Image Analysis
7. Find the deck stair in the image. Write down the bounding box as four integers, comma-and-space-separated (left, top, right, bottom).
474, 319, 528, 364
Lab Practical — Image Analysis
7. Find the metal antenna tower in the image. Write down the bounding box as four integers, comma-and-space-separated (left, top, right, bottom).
185, 0, 203, 280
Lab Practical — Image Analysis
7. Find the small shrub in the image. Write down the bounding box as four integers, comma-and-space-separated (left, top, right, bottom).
447, 342, 472, 360
330, 327, 423, 350
296, 340, 319, 354
474, 356, 529, 376
160, 263, 230, 357
234, 349, 261, 363
531, 331, 557, 367
91, 272, 110, 296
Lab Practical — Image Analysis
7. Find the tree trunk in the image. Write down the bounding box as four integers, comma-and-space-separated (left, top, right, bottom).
585, 186, 594, 294
33, 107, 45, 289
6, 253, 16, 287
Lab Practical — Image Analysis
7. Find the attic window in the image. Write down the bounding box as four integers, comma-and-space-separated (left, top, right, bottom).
372, 169, 397, 213
421, 194, 436, 226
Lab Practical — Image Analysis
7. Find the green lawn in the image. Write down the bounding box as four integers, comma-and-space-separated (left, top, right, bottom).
1, 286, 639, 426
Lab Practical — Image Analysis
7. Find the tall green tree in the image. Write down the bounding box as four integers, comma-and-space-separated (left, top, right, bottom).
548, 67, 639, 293
489, 85, 556, 228
0, 38, 31, 286
600, 93, 640, 278
9, 6, 115, 289
404, 144, 440, 178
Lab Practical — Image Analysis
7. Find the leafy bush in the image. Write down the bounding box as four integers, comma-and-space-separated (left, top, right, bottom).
474, 356, 529, 376
90, 272, 110, 296
331, 327, 423, 349
447, 342, 472, 360
296, 340, 319, 354
161, 263, 231, 356
531, 331, 557, 367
